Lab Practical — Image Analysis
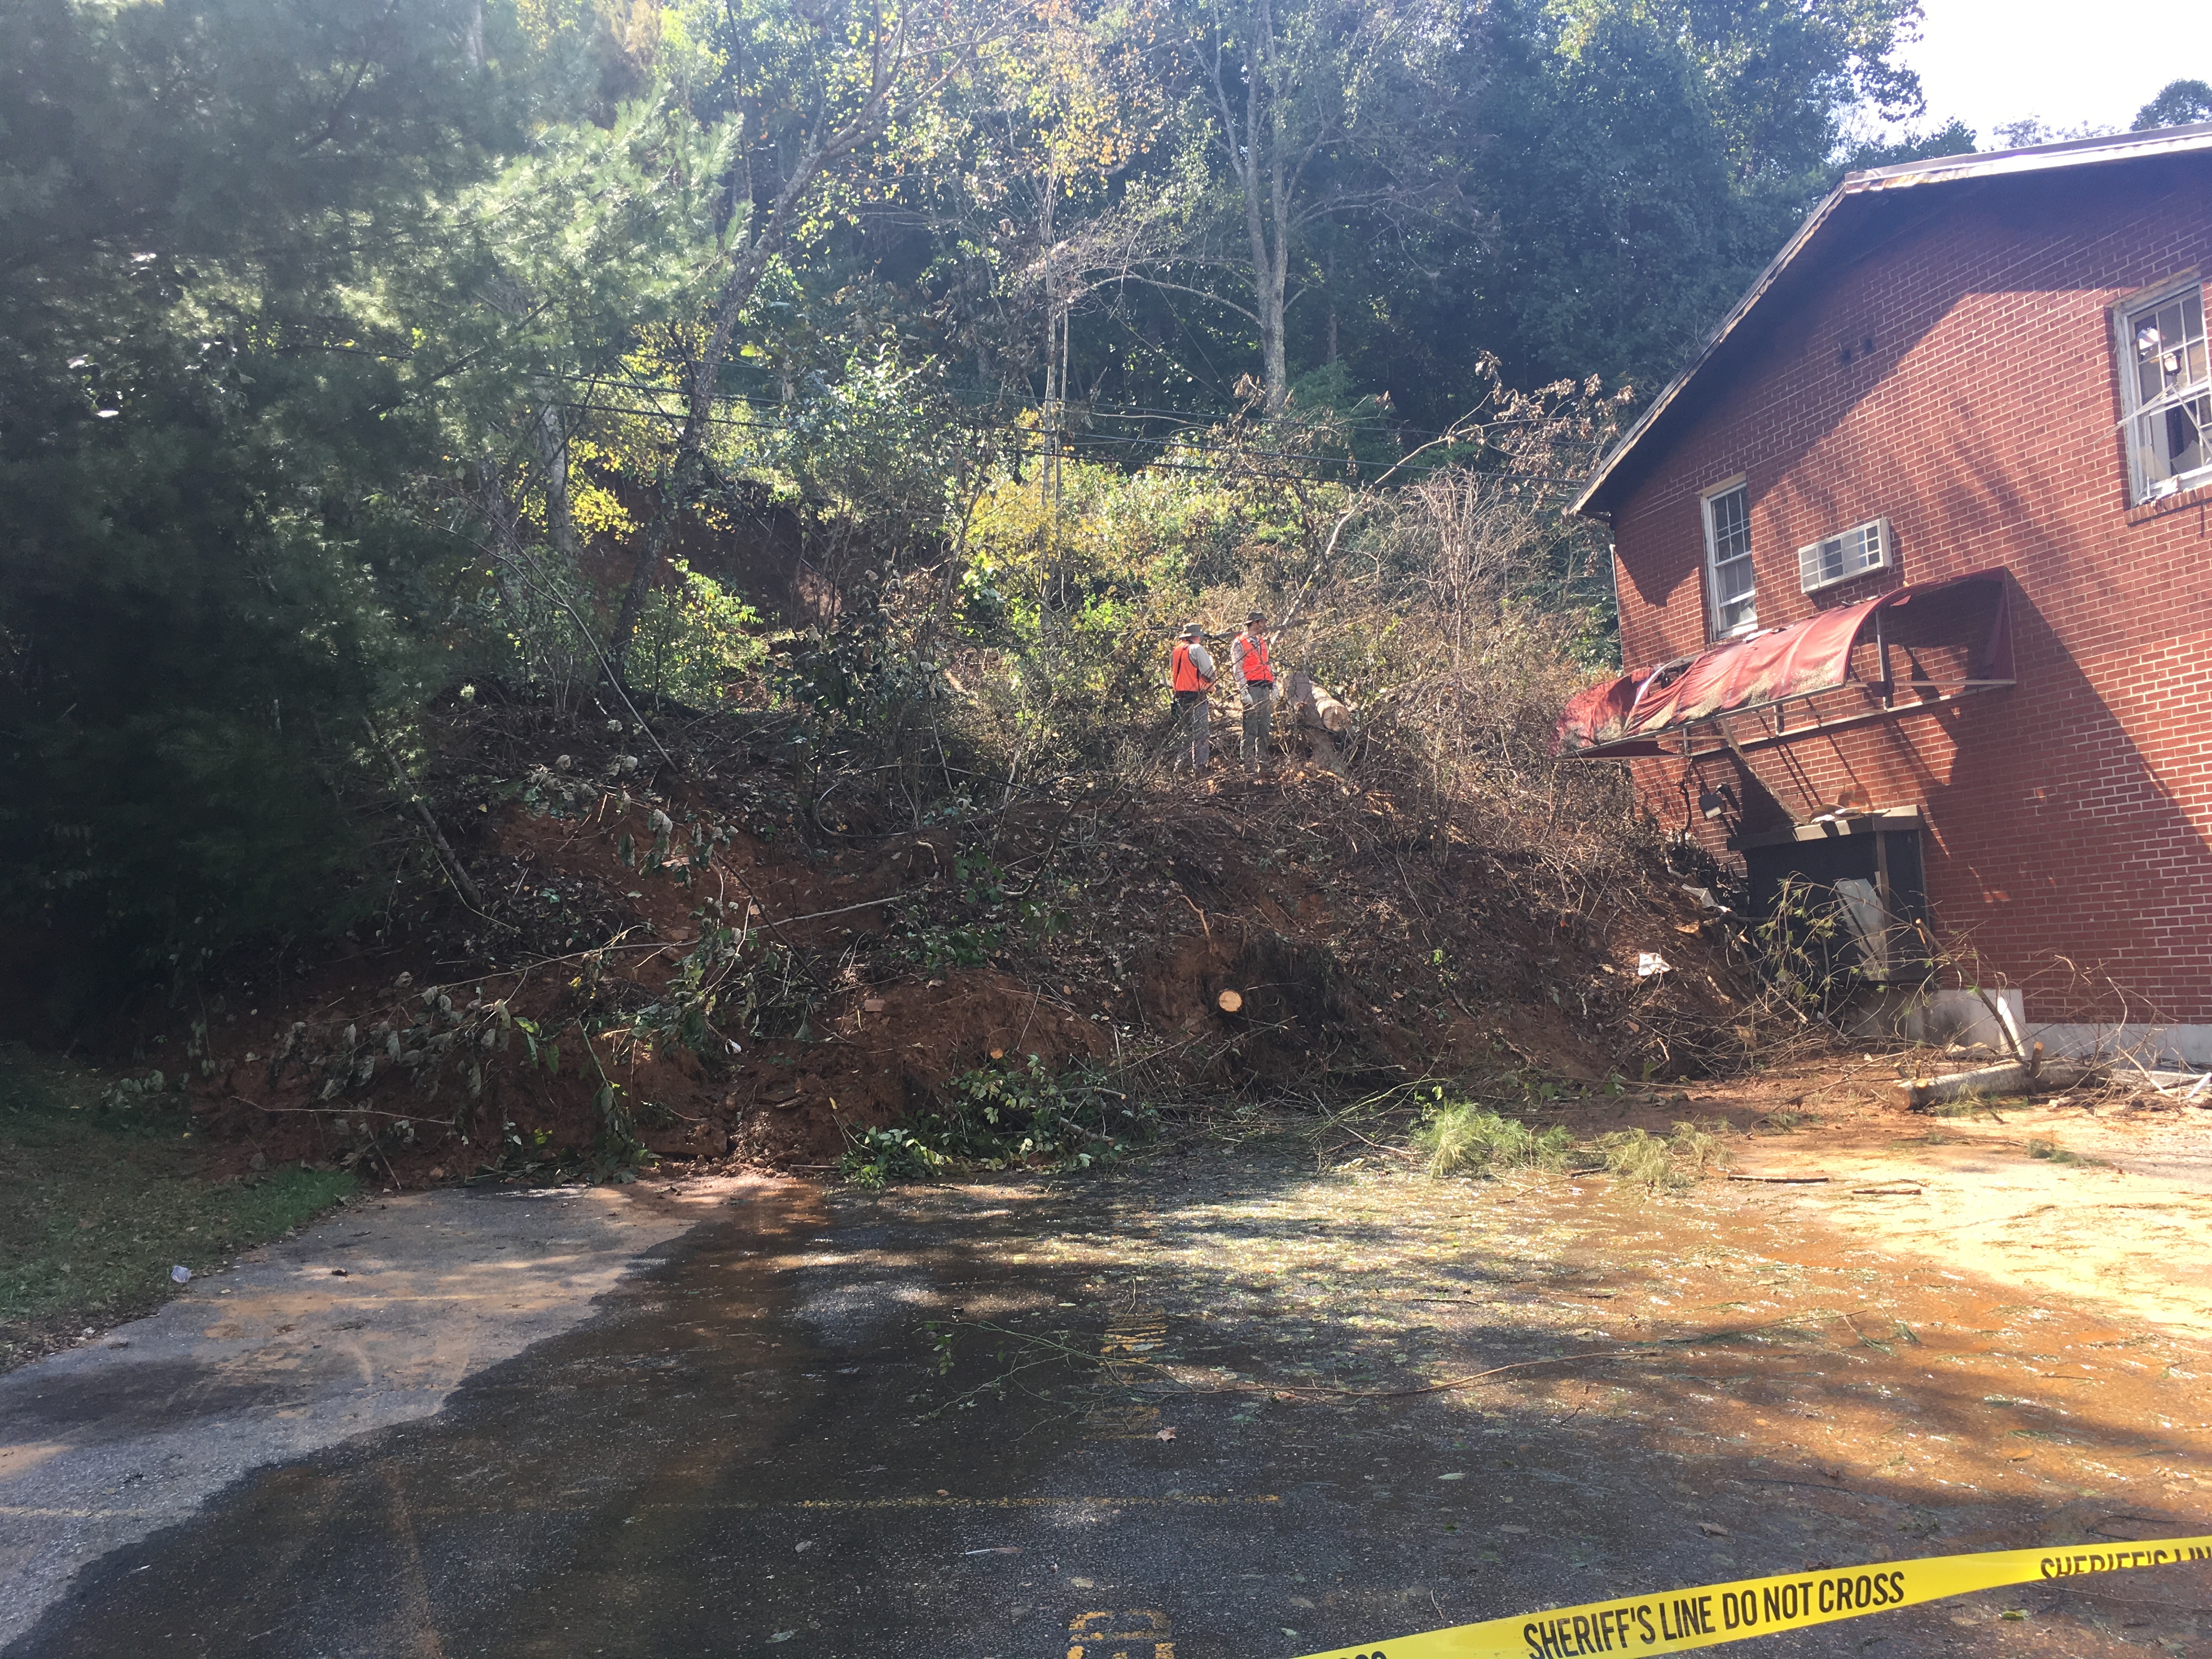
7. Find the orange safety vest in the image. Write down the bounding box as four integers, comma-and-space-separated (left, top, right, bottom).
1236, 632, 1273, 683
1171, 641, 1210, 692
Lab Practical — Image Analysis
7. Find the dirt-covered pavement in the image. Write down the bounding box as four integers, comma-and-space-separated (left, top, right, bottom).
4, 1083, 2209, 1659
0, 1177, 754, 1651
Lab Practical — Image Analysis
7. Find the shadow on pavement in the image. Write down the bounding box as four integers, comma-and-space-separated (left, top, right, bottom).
10, 1145, 2211, 1657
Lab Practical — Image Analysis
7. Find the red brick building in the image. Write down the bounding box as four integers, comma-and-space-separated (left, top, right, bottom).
1560, 125, 2212, 1062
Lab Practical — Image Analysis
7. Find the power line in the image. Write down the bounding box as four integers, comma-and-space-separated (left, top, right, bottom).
346, 345, 1564, 448
553, 396, 1537, 487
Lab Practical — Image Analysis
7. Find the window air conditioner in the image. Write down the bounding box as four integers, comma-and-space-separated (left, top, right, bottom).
1797, 517, 1891, 594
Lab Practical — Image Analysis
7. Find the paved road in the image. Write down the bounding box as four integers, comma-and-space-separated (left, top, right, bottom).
0, 1180, 740, 1650
4, 1145, 2208, 1657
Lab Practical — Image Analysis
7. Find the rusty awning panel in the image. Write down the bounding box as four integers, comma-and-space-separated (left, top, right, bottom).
1555, 571, 2012, 759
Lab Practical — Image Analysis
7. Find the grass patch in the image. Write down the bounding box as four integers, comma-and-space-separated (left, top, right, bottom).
1413, 1098, 1571, 1177
0, 1046, 354, 1370
2025, 1137, 2107, 1170
1933, 1096, 2006, 1121
1595, 1117, 1736, 1192
1410, 1096, 1735, 1190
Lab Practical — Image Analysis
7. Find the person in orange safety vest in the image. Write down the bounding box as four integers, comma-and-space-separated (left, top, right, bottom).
1232, 610, 1277, 777
1169, 623, 1215, 772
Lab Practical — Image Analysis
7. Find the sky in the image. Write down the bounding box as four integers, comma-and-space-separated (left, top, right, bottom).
1905, 0, 2212, 144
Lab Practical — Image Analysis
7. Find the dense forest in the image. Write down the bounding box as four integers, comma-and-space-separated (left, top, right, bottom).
0, 0, 2189, 1042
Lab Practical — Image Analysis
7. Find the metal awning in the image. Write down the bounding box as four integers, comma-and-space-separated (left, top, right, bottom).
1554, 572, 2013, 759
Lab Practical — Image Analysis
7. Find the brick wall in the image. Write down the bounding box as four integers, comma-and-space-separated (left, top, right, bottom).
1605, 160, 2212, 1022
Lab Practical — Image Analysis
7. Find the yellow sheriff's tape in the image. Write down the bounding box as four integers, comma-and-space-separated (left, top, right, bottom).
1294, 1534, 2212, 1659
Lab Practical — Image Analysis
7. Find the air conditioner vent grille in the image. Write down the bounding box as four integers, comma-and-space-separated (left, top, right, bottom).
1798, 517, 1891, 593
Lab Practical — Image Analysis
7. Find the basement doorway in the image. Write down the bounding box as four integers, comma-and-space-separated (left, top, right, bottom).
1737, 808, 1928, 983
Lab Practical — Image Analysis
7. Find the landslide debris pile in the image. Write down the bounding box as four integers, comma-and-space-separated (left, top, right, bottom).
179, 695, 1747, 1183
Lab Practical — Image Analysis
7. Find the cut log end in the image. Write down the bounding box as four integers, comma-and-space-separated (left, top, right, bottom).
1216, 989, 1244, 1014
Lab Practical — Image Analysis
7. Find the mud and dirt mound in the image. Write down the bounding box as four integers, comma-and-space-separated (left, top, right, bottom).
140, 693, 1748, 1186
729, 970, 1111, 1165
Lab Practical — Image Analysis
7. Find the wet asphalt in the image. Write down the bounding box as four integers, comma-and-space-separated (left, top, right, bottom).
5, 1148, 2209, 1657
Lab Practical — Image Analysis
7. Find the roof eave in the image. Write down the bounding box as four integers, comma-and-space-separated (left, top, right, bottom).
1568, 120, 2212, 521
1569, 179, 1850, 519
1844, 117, 2212, 190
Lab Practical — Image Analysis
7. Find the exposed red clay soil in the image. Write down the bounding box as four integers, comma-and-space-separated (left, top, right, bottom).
146, 697, 1748, 1187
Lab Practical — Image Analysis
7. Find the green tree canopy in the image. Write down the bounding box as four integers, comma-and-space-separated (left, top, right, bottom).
0, 0, 514, 1013
0, 0, 1963, 1024
2134, 78, 2212, 131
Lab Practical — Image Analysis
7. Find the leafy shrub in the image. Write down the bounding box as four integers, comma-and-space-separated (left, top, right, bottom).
1414, 1098, 1571, 1177
838, 1125, 951, 1189
838, 1055, 1155, 1186
885, 850, 1015, 969
628, 561, 767, 708
98, 1069, 186, 1112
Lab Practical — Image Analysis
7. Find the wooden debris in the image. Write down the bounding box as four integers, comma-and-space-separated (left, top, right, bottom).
1216, 989, 1245, 1014
1283, 671, 1352, 733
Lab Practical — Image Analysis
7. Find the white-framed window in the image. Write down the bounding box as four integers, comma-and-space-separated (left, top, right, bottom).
1702, 479, 1756, 636
2117, 276, 2211, 503
1797, 517, 1891, 594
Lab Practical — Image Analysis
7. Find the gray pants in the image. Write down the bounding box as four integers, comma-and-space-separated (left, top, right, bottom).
1241, 681, 1274, 768
1175, 691, 1210, 771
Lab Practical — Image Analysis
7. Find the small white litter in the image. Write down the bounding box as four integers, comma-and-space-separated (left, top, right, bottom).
170, 1265, 193, 1284
1637, 952, 1672, 978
